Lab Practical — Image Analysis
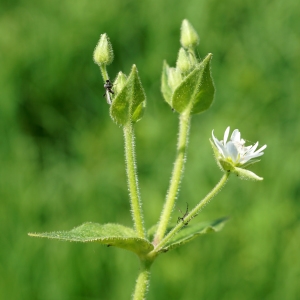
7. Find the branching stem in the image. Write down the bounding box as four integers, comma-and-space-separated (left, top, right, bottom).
154, 172, 230, 251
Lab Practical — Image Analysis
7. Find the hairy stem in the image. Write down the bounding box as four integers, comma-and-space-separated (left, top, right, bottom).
132, 261, 151, 300
155, 172, 230, 251
153, 112, 191, 244
124, 122, 145, 238
100, 64, 109, 81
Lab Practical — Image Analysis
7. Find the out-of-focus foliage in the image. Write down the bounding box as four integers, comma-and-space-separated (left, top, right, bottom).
0, 0, 299, 299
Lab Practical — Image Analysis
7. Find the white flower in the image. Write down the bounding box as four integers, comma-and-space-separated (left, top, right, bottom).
210, 126, 267, 180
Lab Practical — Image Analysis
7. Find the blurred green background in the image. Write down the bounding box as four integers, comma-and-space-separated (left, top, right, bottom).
1, 0, 299, 299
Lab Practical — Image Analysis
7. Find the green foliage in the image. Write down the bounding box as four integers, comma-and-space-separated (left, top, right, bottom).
29, 223, 154, 256
1, 0, 300, 299
110, 65, 146, 125
161, 61, 173, 105
148, 217, 228, 252
163, 217, 228, 252
161, 29, 215, 115
172, 54, 215, 114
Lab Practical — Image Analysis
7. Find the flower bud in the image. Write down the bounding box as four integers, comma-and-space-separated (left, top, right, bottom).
180, 19, 199, 49
93, 33, 114, 66
114, 72, 127, 94
176, 48, 191, 73
167, 68, 182, 91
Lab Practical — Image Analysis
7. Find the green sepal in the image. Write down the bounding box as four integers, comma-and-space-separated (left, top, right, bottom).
110, 81, 130, 125
110, 65, 146, 126
233, 167, 263, 181
209, 138, 222, 169
172, 53, 215, 114
130, 65, 146, 123
219, 159, 235, 172
161, 60, 172, 105
161, 217, 228, 252
28, 223, 153, 256
241, 159, 261, 169
218, 158, 263, 180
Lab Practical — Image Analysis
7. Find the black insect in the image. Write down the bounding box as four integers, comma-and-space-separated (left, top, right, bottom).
177, 202, 190, 226
103, 79, 114, 105
177, 202, 198, 226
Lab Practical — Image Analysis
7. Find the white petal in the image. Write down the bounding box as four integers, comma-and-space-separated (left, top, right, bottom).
231, 129, 241, 143
247, 142, 259, 154
255, 144, 267, 153
223, 127, 230, 144
211, 127, 266, 167
212, 130, 225, 156
241, 152, 264, 164
226, 141, 239, 162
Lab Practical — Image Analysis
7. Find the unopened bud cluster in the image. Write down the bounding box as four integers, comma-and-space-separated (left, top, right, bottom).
161, 19, 214, 115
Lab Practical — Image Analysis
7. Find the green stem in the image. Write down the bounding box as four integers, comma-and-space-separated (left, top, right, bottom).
154, 172, 230, 251
153, 112, 191, 244
123, 122, 146, 238
132, 261, 151, 300
100, 64, 109, 81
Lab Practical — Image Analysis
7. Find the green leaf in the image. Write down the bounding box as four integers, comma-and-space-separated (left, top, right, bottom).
110, 65, 146, 126
172, 53, 215, 114
130, 65, 146, 122
159, 217, 228, 252
29, 223, 154, 256
161, 60, 172, 105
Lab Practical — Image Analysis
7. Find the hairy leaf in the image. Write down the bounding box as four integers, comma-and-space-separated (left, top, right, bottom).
156, 217, 228, 252
29, 223, 153, 256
